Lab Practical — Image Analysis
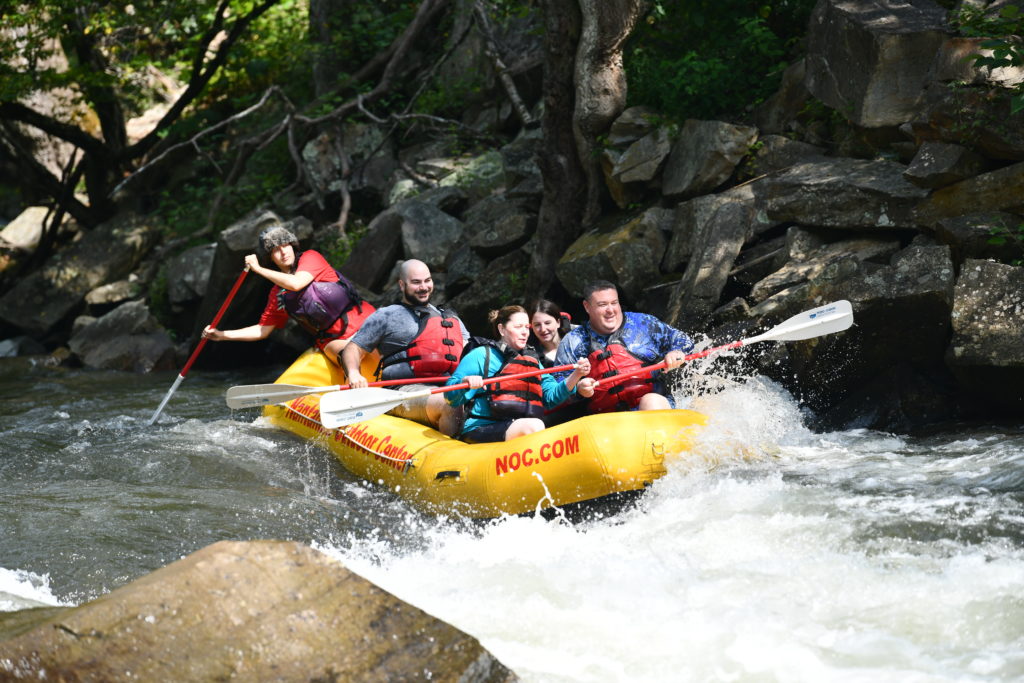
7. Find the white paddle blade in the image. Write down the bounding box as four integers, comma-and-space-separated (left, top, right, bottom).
225, 383, 340, 409
747, 300, 854, 344
319, 387, 433, 429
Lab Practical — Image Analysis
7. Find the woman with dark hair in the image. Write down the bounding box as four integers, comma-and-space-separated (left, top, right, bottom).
444, 305, 594, 443
202, 225, 374, 365
526, 299, 573, 366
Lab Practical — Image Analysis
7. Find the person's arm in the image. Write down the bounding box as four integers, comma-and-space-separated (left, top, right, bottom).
203, 323, 274, 342
444, 349, 488, 406
650, 314, 694, 369
244, 253, 314, 291
552, 330, 588, 391
542, 357, 592, 407
341, 342, 369, 388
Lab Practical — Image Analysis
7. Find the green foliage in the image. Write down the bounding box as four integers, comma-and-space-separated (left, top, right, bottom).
201, 0, 313, 104
314, 0, 416, 77
954, 3, 1024, 114
987, 220, 1024, 266
625, 0, 817, 120
315, 221, 368, 268
157, 133, 292, 239
416, 73, 486, 118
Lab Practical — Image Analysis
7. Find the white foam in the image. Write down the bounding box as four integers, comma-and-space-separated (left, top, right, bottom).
314, 375, 1024, 681
0, 567, 66, 611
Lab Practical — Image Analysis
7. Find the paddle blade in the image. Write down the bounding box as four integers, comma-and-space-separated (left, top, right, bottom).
748, 300, 853, 344
225, 383, 339, 409
319, 387, 431, 429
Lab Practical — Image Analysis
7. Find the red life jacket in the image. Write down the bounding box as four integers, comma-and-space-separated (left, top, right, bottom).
337, 300, 375, 340
470, 343, 546, 421
586, 330, 655, 413
378, 306, 464, 378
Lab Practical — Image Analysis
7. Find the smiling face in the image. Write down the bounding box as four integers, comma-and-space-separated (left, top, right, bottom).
498, 312, 532, 352
531, 311, 561, 350
398, 260, 434, 305
583, 287, 623, 336
270, 244, 296, 271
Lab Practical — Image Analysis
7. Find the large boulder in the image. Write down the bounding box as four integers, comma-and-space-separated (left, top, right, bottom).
804, 0, 949, 128
748, 236, 902, 304
0, 212, 161, 340
763, 158, 930, 229
929, 211, 1024, 264
435, 150, 506, 201
0, 540, 515, 682
662, 119, 758, 198
393, 199, 466, 270
902, 140, 988, 189
906, 85, 1024, 161
556, 209, 667, 302
68, 300, 176, 373
167, 243, 216, 307
500, 128, 544, 188
342, 210, 404, 291
912, 160, 1024, 227
662, 181, 776, 274
665, 201, 756, 330
754, 59, 812, 135
448, 249, 530, 334
745, 243, 957, 430
932, 36, 1024, 91
462, 195, 537, 258
0, 206, 62, 250
606, 106, 660, 146
609, 125, 673, 185
742, 134, 827, 177
946, 259, 1024, 414
302, 125, 398, 214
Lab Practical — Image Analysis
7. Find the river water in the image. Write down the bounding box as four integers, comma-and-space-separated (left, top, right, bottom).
2, 357, 1023, 682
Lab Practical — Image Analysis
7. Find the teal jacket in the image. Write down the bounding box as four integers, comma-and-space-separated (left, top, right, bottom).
445, 344, 577, 435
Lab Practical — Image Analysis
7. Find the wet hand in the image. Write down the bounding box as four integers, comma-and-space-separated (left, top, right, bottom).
349, 374, 368, 389
576, 377, 596, 398
664, 350, 687, 369
466, 375, 484, 389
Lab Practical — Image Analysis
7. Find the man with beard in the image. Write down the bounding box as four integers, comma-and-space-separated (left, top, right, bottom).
341, 259, 469, 434
555, 280, 693, 413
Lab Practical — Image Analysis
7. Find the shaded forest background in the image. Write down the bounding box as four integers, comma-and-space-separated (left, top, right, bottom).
0, 0, 822, 304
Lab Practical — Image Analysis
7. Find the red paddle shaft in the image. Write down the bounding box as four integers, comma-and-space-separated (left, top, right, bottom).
594, 341, 744, 388
148, 268, 249, 424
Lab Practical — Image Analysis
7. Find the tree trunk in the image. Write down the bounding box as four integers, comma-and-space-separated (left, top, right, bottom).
309, 0, 353, 98
573, 0, 648, 225
527, 0, 647, 298
526, 0, 586, 298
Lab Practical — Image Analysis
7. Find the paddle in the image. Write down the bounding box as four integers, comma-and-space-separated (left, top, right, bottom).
595, 299, 855, 388
148, 268, 249, 425
225, 375, 450, 409
319, 363, 576, 429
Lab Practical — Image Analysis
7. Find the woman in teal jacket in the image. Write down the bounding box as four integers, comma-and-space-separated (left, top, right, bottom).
445, 305, 594, 443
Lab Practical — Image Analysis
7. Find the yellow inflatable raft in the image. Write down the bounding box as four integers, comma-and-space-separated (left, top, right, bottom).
262, 350, 708, 518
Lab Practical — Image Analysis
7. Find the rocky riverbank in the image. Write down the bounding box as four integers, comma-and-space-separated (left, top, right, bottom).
0, 540, 516, 682
1, 0, 1022, 433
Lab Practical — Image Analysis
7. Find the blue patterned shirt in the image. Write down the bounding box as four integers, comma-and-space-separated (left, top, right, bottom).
554, 312, 693, 395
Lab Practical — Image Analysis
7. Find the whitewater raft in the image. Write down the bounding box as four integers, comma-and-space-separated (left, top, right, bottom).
262, 350, 708, 518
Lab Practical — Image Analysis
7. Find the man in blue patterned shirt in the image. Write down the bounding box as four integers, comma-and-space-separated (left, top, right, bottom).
554, 280, 694, 412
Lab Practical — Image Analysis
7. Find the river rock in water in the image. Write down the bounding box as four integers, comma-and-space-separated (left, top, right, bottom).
0, 540, 517, 682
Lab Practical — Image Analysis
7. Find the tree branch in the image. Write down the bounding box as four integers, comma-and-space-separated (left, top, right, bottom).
473, 1, 535, 127
127, 0, 282, 160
